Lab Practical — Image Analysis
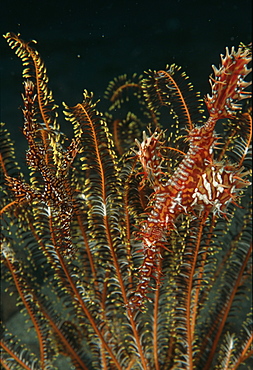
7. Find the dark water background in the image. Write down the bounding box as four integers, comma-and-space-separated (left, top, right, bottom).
1, 0, 252, 162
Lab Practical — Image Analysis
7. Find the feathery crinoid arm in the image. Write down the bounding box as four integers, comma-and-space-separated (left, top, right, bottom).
104, 73, 144, 111
4, 32, 57, 130
63, 92, 133, 295
142, 64, 206, 131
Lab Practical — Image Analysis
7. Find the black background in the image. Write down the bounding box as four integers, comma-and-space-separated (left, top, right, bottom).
0, 0, 252, 156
